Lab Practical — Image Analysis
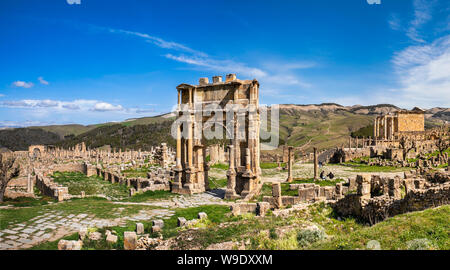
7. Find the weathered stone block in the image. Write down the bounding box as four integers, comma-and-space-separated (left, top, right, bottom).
272, 183, 281, 197
78, 228, 87, 241
136, 223, 144, 234
123, 231, 137, 250
177, 217, 187, 227
88, 231, 102, 241
152, 219, 164, 228
151, 225, 161, 233
256, 202, 270, 217
198, 212, 208, 220
106, 234, 118, 244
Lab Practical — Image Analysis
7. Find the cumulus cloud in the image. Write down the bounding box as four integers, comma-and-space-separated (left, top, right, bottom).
92, 102, 124, 112
12, 81, 34, 88
38, 76, 49, 85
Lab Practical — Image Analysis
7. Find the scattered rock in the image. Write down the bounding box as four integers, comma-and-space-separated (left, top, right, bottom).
106, 234, 118, 244
151, 225, 161, 233
153, 219, 164, 228
78, 228, 87, 241
58, 240, 83, 250
177, 217, 187, 227
88, 231, 102, 241
198, 212, 208, 220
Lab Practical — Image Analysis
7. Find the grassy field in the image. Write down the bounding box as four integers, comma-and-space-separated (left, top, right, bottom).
52, 171, 129, 199
248, 204, 450, 250
208, 177, 228, 189
29, 204, 232, 250
0, 197, 160, 230
121, 190, 175, 202
338, 162, 411, 172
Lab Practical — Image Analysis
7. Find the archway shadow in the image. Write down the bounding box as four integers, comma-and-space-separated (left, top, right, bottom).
206, 188, 226, 199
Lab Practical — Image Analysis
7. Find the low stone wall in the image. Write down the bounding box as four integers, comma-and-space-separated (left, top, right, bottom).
332, 172, 450, 224
34, 170, 69, 201
96, 167, 171, 194
230, 202, 270, 216
45, 162, 87, 175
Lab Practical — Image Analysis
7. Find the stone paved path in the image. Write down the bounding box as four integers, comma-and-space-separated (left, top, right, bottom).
0, 192, 227, 250
113, 192, 228, 208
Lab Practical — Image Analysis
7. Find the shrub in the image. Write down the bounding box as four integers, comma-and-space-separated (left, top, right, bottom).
406, 238, 435, 250
297, 228, 325, 247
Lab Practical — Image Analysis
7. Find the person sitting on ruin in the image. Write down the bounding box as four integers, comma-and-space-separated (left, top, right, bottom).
327, 171, 334, 179
320, 170, 326, 180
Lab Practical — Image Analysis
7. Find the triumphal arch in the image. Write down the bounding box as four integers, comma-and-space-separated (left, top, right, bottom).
172, 74, 261, 199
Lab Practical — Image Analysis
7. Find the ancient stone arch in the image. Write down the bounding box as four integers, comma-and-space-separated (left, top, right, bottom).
172, 74, 261, 199
28, 145, 45, 158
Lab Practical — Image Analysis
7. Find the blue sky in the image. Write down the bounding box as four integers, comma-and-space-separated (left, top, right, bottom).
0, 0, 449, 127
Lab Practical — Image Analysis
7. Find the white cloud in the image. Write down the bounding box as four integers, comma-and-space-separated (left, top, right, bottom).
388, 13, 401, 31
165, 53, 267, 78
103, 26, 315, 95
38, 76, 49, 85
12, 81, 34, 88
388, 34, 450, 108
92, 102, 124, 112
108, 28, 207, 57
406, 0, 435, 43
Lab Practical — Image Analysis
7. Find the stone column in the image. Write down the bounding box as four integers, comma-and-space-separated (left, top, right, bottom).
391, 117, 394, 140
187, 120, 193, 169
272, 183, 282, 208
374, 118, 377, 139
313, 147, 318, 180
176, 123, 182, 169
356, 174, 371, 199
384, 117, 387, 140
27, 173, 32, 193
287, 146, 293, 182
225, 145, 237, 199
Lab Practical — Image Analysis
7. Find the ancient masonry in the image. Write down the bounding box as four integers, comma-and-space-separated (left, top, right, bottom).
330, 108, 449, 165
172, 74, 262, 199
374, 107, 425, 140
6, 143, 175, 200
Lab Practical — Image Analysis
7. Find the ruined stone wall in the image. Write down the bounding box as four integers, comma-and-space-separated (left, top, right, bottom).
397, 113, 424, 133
333, 173, 450, 224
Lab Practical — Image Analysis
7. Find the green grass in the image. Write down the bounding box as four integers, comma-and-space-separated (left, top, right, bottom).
260, 162, 286, 169
208, 177, 228, 190
52, 171, 129, 199
210, 163, 229, 170
162, 205, 231, 239
0, 196, 55, 207
342, 162, 409, 172
0, 197, 161, 230
121, 190, 175, 202
29, 233, 79, 250
122, 165, 160, 178
311, 204, 450, 250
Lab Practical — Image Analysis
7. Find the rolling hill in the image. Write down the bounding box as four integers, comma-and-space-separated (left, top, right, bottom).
0, 104, 447, 152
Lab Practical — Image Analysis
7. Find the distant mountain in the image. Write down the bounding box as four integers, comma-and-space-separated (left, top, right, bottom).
0, 128, 61, 151
0, 104, 447, 152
